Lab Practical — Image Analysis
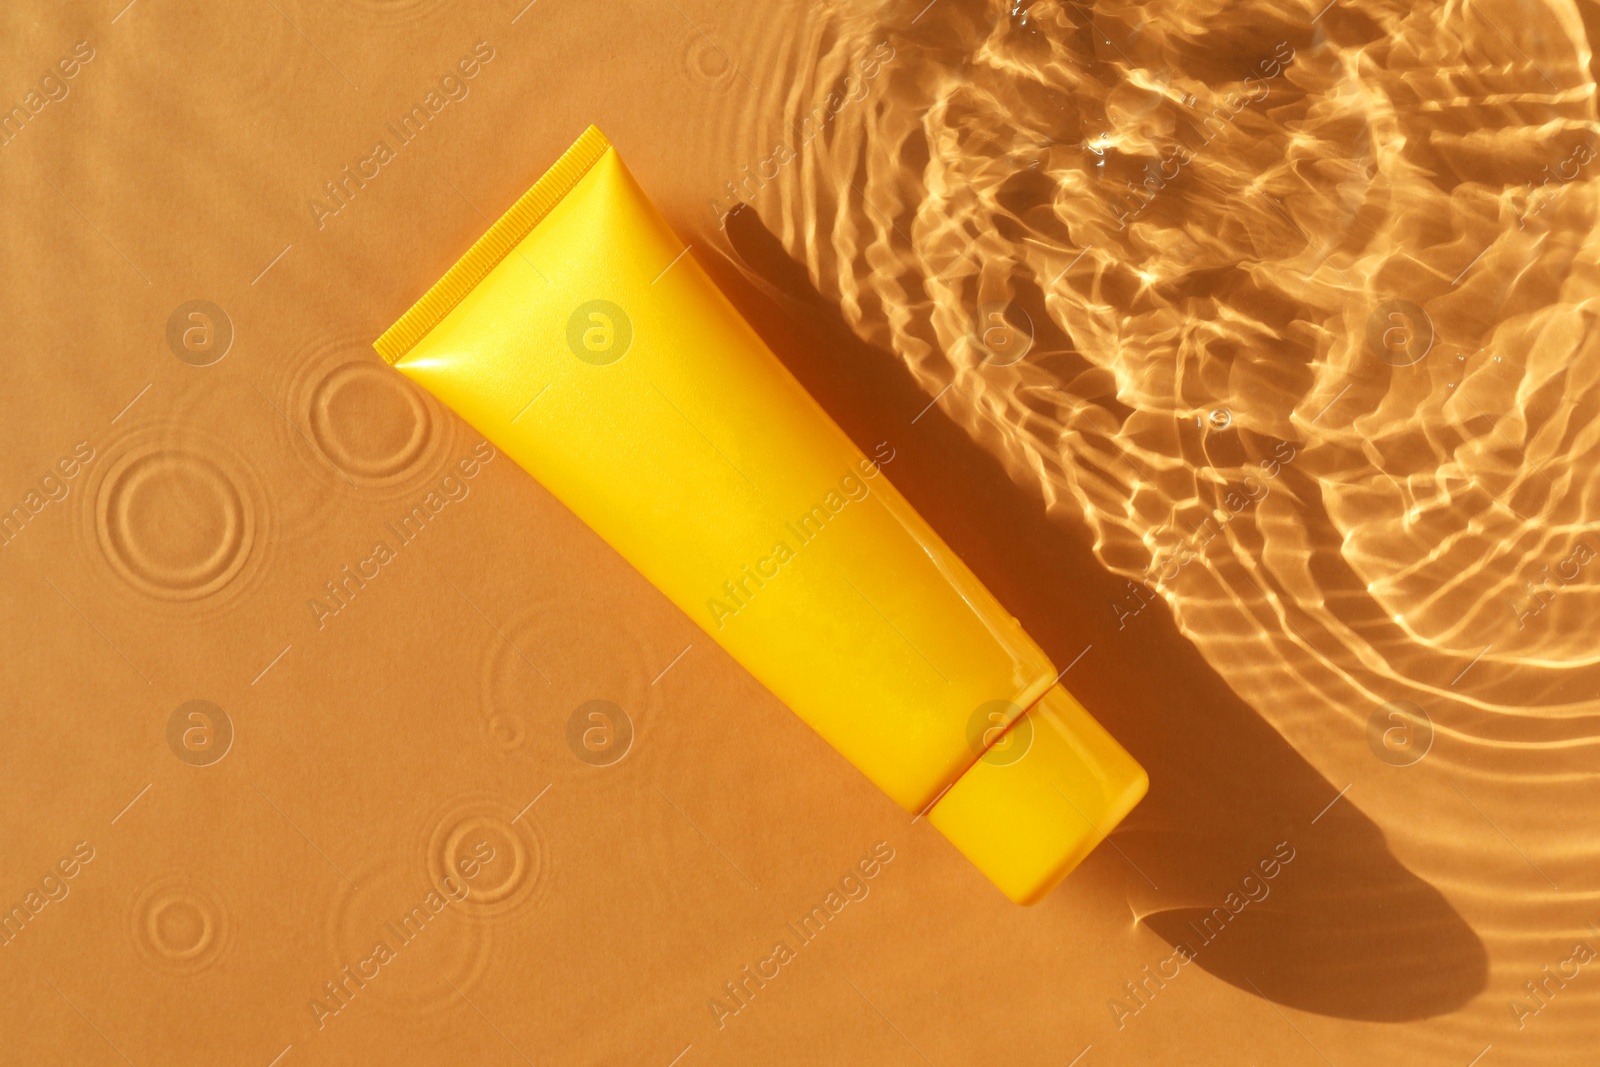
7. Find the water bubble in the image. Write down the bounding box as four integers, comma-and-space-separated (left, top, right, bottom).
99, 448, 254, 601
1207, 409, 1232, 431
132, 879, 228, 973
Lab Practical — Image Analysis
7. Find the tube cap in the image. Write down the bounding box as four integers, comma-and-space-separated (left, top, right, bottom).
928, 683, 1147, 905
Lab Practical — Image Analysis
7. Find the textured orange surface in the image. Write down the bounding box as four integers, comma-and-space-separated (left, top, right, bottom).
3, 1, 1598, 1065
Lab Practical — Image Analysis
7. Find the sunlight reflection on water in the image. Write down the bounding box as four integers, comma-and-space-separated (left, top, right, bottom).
705, 0, 1600, 1052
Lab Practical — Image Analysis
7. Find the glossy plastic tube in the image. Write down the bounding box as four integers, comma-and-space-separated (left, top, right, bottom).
374, 127, 1146, 904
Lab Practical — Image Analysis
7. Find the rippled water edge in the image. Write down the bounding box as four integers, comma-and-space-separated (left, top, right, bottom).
706, 0, 1600, 1051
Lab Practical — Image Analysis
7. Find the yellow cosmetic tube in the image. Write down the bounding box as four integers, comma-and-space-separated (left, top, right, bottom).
374, 127, 1145, 904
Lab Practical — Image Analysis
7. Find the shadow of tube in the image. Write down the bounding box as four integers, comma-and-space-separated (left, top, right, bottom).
708, 202, 1487, 1022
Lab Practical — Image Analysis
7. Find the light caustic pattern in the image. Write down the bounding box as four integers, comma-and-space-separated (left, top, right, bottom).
729, 0, 1600, 1054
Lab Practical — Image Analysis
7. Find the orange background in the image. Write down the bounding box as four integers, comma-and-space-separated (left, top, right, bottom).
3, 1, 1597, 1065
